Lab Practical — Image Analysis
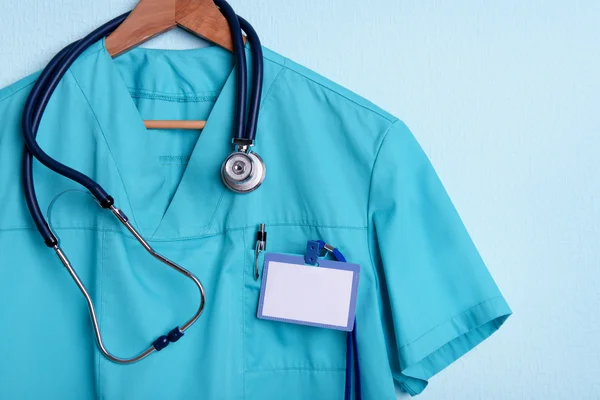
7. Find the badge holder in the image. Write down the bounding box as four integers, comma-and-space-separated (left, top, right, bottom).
257, 240, 362, 400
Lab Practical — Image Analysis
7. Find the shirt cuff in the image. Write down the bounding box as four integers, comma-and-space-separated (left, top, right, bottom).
394, 296, 512, 395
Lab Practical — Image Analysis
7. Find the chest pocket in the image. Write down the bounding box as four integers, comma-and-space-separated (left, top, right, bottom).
243, 227, 347, 372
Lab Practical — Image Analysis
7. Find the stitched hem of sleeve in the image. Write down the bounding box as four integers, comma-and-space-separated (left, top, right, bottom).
393, 374, 418, 396
395, 296, 512, 396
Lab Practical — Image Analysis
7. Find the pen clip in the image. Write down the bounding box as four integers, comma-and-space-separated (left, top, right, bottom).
254, 224, 267, 280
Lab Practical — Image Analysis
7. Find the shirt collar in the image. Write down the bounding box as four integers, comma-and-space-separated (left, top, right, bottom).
70, 39, 245, 239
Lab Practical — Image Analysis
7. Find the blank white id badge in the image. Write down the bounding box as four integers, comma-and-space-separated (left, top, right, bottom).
257, 253, 360, 331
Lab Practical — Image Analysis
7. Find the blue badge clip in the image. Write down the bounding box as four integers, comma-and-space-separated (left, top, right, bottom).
304, 240, 321, 265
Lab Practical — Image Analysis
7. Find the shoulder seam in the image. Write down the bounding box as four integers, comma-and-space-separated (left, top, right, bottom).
281, 64, 395, 123
259, 58, 286, 109
0, 80, 36, 104
262, 52, 286, 67
0, 47, 104, 104
365, 118, 400, 295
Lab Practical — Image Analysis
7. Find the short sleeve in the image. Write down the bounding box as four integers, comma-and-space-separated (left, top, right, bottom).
367, 120, 512, 395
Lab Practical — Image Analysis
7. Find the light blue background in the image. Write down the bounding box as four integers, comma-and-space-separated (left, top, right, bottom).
1, 1, 599, 399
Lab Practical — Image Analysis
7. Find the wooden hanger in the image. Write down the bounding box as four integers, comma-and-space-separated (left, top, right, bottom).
105, 0, 241, 130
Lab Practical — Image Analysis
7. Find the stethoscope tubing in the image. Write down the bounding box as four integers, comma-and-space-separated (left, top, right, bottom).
238, 15, 263, 142
217, 0, 247, 141
20, 0, 263, 364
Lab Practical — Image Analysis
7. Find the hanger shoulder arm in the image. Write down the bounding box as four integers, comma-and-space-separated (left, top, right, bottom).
105, 0, 177, 57
176, 0, 235, 51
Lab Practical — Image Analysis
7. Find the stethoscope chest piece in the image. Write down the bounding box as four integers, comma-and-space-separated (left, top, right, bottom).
221, 150, 265, 193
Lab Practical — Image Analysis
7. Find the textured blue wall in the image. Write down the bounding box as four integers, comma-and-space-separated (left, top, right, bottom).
1, 1, 599, 398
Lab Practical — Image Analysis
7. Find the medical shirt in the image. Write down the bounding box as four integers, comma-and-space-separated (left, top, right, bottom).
0, 39, 511, 399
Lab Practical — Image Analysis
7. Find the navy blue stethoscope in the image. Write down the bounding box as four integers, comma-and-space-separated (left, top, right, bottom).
20, 3, 362, 397
21, 0, 264, 364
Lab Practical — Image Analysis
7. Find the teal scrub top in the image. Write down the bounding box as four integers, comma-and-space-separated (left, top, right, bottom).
0, 39, 511, 399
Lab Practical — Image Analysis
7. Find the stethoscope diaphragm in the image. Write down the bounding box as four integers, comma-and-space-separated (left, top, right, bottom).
221, 150, 266, 193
